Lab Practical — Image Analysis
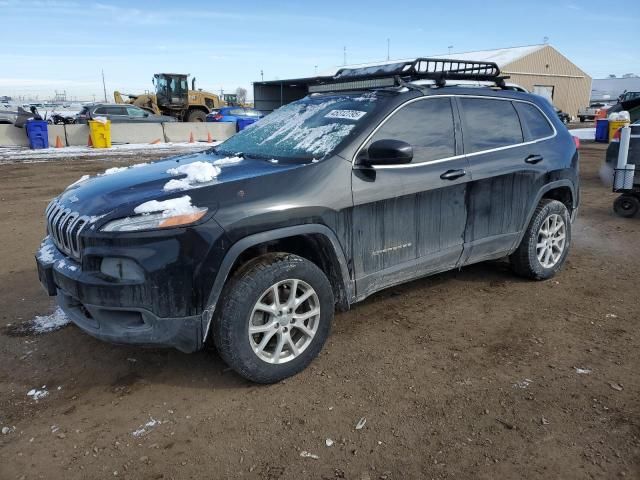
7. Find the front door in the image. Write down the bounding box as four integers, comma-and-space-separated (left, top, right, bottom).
351, 96, 471, 299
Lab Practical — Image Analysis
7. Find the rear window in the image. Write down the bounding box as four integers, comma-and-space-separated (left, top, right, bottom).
228, 108, 245, 115
514, 102, 554, 141
460, 98, 523, 153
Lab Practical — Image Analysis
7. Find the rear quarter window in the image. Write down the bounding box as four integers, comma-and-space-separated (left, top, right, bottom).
459, 98, 523, 153
514, 102, 554, 141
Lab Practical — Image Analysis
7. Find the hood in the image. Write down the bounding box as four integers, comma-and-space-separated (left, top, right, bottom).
55, 150, 306, 222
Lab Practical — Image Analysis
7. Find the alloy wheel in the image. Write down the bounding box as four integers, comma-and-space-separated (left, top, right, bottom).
536, 213, 566, 268
248, 279, 320, 364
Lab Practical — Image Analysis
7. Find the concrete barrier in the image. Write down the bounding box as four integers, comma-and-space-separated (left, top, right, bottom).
0, 124, 30, 147
64, 124, 91, 146
0, 121, 236, 147
111, 123, 165, 144
162, 122, 236, 143
48, 125, 66, 147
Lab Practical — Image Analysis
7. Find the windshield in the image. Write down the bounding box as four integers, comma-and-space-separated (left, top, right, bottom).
215, 93, 383, 161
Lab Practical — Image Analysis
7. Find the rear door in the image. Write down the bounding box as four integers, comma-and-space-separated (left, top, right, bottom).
458, 96, 554, 264
351, 96, 470, 298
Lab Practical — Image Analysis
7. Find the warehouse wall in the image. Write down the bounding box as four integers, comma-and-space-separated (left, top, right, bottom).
502, 45, 592, 118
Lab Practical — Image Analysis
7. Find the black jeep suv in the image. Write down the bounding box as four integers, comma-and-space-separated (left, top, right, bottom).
36, 59, 579, 383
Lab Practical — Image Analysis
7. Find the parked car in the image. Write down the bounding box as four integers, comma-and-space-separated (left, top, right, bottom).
554, 107, 571, 125
36, 59, 579, 383
206, 106, 264, 130
578, 101, 612, 122
75, 103, 176, 124
47, 112, 76, 125
0, 110, 18, 124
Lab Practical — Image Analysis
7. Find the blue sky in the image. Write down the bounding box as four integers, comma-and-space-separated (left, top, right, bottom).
1, 0, 638, 100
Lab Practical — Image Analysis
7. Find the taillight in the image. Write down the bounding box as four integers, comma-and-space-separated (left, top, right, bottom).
573, 136, 580, 149
213, 114, 223, 121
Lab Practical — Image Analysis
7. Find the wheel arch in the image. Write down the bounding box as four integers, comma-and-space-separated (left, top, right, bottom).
202, 225, 354, 342
511, 180, 578, 254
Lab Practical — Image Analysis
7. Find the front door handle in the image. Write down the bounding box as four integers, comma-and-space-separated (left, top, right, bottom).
440, 169, 467, 180
525, 154, 544, 164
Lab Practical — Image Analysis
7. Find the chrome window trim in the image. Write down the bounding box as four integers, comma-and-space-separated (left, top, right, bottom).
352, 94, 557, 170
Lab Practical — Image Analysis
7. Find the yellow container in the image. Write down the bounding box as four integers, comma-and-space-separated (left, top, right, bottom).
88, 120, 112, 148
609, 120, 629, 142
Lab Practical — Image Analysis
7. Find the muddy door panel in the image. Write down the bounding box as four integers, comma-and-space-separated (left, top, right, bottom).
352, 159, 469, 300
457, 97, 544, 264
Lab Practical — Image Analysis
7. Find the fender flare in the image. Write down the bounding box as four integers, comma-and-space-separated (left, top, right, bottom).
201, 224, 353, 341
511, 180, 578, 251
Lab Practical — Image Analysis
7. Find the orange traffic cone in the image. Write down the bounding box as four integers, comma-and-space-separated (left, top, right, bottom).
207, 131, 212, 143
189, 132, 195, 143
55, 135, 64, 148
88, 134, 93, 147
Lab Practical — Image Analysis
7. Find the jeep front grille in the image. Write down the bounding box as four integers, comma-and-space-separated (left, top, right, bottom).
45, 200, 89, 260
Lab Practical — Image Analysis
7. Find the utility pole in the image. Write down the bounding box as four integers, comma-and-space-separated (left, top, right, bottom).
387, 38, 390, 61
343, 46, 347, 66
101, 69, 107, 102
448, 45, 453, 55
260, 69, 264, 81
314, 65, 318, 75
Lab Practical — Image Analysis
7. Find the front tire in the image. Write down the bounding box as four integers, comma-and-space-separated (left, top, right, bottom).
213, 253, 334, 383
510, 199, 571, 280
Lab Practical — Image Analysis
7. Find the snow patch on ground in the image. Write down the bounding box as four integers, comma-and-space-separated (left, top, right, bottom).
134, 195, 198, 216
164, 161, 220, 191
570, 128, 596, 140
0, 142, 217, 164
27, 387, 49, 401
132, 417, 160, 437
31, 307, 71, 334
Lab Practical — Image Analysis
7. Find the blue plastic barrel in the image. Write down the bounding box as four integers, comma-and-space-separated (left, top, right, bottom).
595, 119, 609, 143
25, 120, 49, 149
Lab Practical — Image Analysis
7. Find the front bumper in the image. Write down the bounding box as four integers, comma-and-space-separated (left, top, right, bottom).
35, 237, 205, 353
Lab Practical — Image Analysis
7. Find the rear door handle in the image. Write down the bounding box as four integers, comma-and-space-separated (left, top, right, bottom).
525, 154, 544, 164
440, 169, 467, 180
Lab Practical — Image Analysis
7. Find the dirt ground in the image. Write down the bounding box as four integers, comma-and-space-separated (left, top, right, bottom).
0, 142, 638, 480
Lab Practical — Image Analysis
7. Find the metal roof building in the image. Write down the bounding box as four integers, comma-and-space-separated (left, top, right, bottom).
254, 44, 591, 117
591, 77, 640, 102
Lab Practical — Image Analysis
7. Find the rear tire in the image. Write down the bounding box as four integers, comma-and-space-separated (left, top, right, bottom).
213, 253, 334, 384
186, 110, 207, 122
510, 199, 571, 280
613, 194, 640, 218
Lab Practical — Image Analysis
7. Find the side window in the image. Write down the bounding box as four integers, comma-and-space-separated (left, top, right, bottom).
127, 107, 146, 117
514, 102, 554, 141
104, 106, 126, 116
369, 98, 456, 162
459, 98, 523, 153
94, 107, 107, 115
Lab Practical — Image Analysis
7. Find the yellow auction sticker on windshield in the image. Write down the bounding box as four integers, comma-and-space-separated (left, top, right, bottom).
324, 110, 367, 121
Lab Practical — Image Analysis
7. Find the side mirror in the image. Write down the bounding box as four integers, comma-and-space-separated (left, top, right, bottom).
361, 139, 413, 166
144, 112, 149, 117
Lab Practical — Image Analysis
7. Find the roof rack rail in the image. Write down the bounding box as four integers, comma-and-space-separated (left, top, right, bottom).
308, 57, 509, 93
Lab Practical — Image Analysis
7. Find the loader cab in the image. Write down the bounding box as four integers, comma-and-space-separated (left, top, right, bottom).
153, 73, 189, 110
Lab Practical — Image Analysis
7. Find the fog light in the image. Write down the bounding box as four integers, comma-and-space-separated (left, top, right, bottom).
100, 257, 145, 282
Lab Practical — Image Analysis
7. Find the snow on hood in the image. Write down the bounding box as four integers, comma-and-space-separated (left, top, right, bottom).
164, 161, 221, 191
134, 195, 199, 216
55, 151, 305, 221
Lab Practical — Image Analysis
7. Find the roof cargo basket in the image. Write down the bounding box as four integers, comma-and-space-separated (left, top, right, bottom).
309, 58, 508, 93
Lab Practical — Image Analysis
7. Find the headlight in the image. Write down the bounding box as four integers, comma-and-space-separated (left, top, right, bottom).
100, 208, 208, 232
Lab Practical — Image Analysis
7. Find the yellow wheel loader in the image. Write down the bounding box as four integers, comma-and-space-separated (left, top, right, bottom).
114, 73, 225, 122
